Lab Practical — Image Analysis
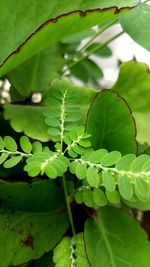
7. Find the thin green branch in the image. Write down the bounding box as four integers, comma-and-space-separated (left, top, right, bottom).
75, 158, 150, 181
62, 174, 76, 237
79, 19, 117, 54
63, 30, 124, 75
60, 90, 67, 151
0, 149, 32, 158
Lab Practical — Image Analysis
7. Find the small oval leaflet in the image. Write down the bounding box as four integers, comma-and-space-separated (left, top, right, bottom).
134, 177, 150, 201
93, 188, 107, 206
115, 154, 136, 171
130, 154, 150, 173
87, 166, 99, 187
20, 136, 32, 153
106, 190, 120, 204
101, 151, 121, 167
83, 189, 94, 207
102, 171, 116, 192
3, 155, 22, 168
4, 136, 17, 152
75, 163, 87, 180
118, 175, 133, 200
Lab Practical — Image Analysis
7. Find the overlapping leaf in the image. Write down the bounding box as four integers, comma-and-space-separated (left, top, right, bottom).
53, 233, 90, 267
72, 148, 150, 207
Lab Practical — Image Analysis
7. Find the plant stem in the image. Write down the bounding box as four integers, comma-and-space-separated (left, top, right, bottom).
62, 174, 76, 237
144, 0, 150, 3
63, 30, 124, 75
79, 19, 117, 53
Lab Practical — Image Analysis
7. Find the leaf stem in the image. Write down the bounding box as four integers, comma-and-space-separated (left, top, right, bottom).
0, 149, 32, 157
79, 19, 117, 54
63, 30, 124, 75
62, 174, 76, 237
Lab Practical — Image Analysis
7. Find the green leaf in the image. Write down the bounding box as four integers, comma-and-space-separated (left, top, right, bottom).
7, 44, 65, 97
115, 154, 136, 171
32, 141, 43, 154
120, 4, 150, 52
4, 136, 17, 152
106, 190, 120, 204
75, 163, 87, 180
102, 171, 116, 192
118, 175, 134, 200
20, 136, 32, 153
0, 137, 4, 149
85, 43, 112, 57
0, 210, 68, 267
134, 177, 150, 201
4, 80, 96, 142
89, 149, 108, 163
130, 154, 150, 172
0, 153, 9, 164
0, 1, 137, 76
53, 233, 90, 267
71, 58, 103, 87
87, 166, 99, 187
83, 188, 94, 207
84, 207, 150, 267
75, 190, 83, 204
86, 90, 137, 154
0, 179, 65, 212
45, 164, 58, 179
112, 61, 150, 145
100, 151, 121, 166
93, 188, 107, 206
3, 155, 22, 168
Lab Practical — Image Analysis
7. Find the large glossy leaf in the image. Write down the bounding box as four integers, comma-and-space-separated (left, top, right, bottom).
120, 3, 150, 52
84, 207, 150, 267
0, 179, 65, 212
0, 210, 68, 267
7, 44, 65, 97
34, 252, 54, 267
0, 0, 139, 76
112, 61, 150, 145
86, 90, 137, 154
0, 179, 68, 267
4, 80, 96, 141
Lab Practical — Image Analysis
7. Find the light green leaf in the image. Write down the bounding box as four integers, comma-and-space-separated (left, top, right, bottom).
4, 136, 17, 152
0, 137, 4, 149
20, 136, 32, 154
45, 164, 58, 179
134, 177, 150, 201
130, 154, 149, 172
0, 1, 137, 76
83, 189, 94, 207
4, 80, 96, 142
106, 190, 120, 204
84, 207, 150, 267
102, 171, 116, 192
93, 188, 107, 206
3, 155, 22, 168
86, 90, 137, 154
112, 61, 150, 145
7, 44, 65, 97
89, 149, 108, 164
116, 154, 136, 171
32, 141, 43, 154
120, 4, 150, 52
0, 153, 9, 164
101, 151, 121, 166
75, 163, 87, 180
87, 166, 99, 187
118, 175, 134, 200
